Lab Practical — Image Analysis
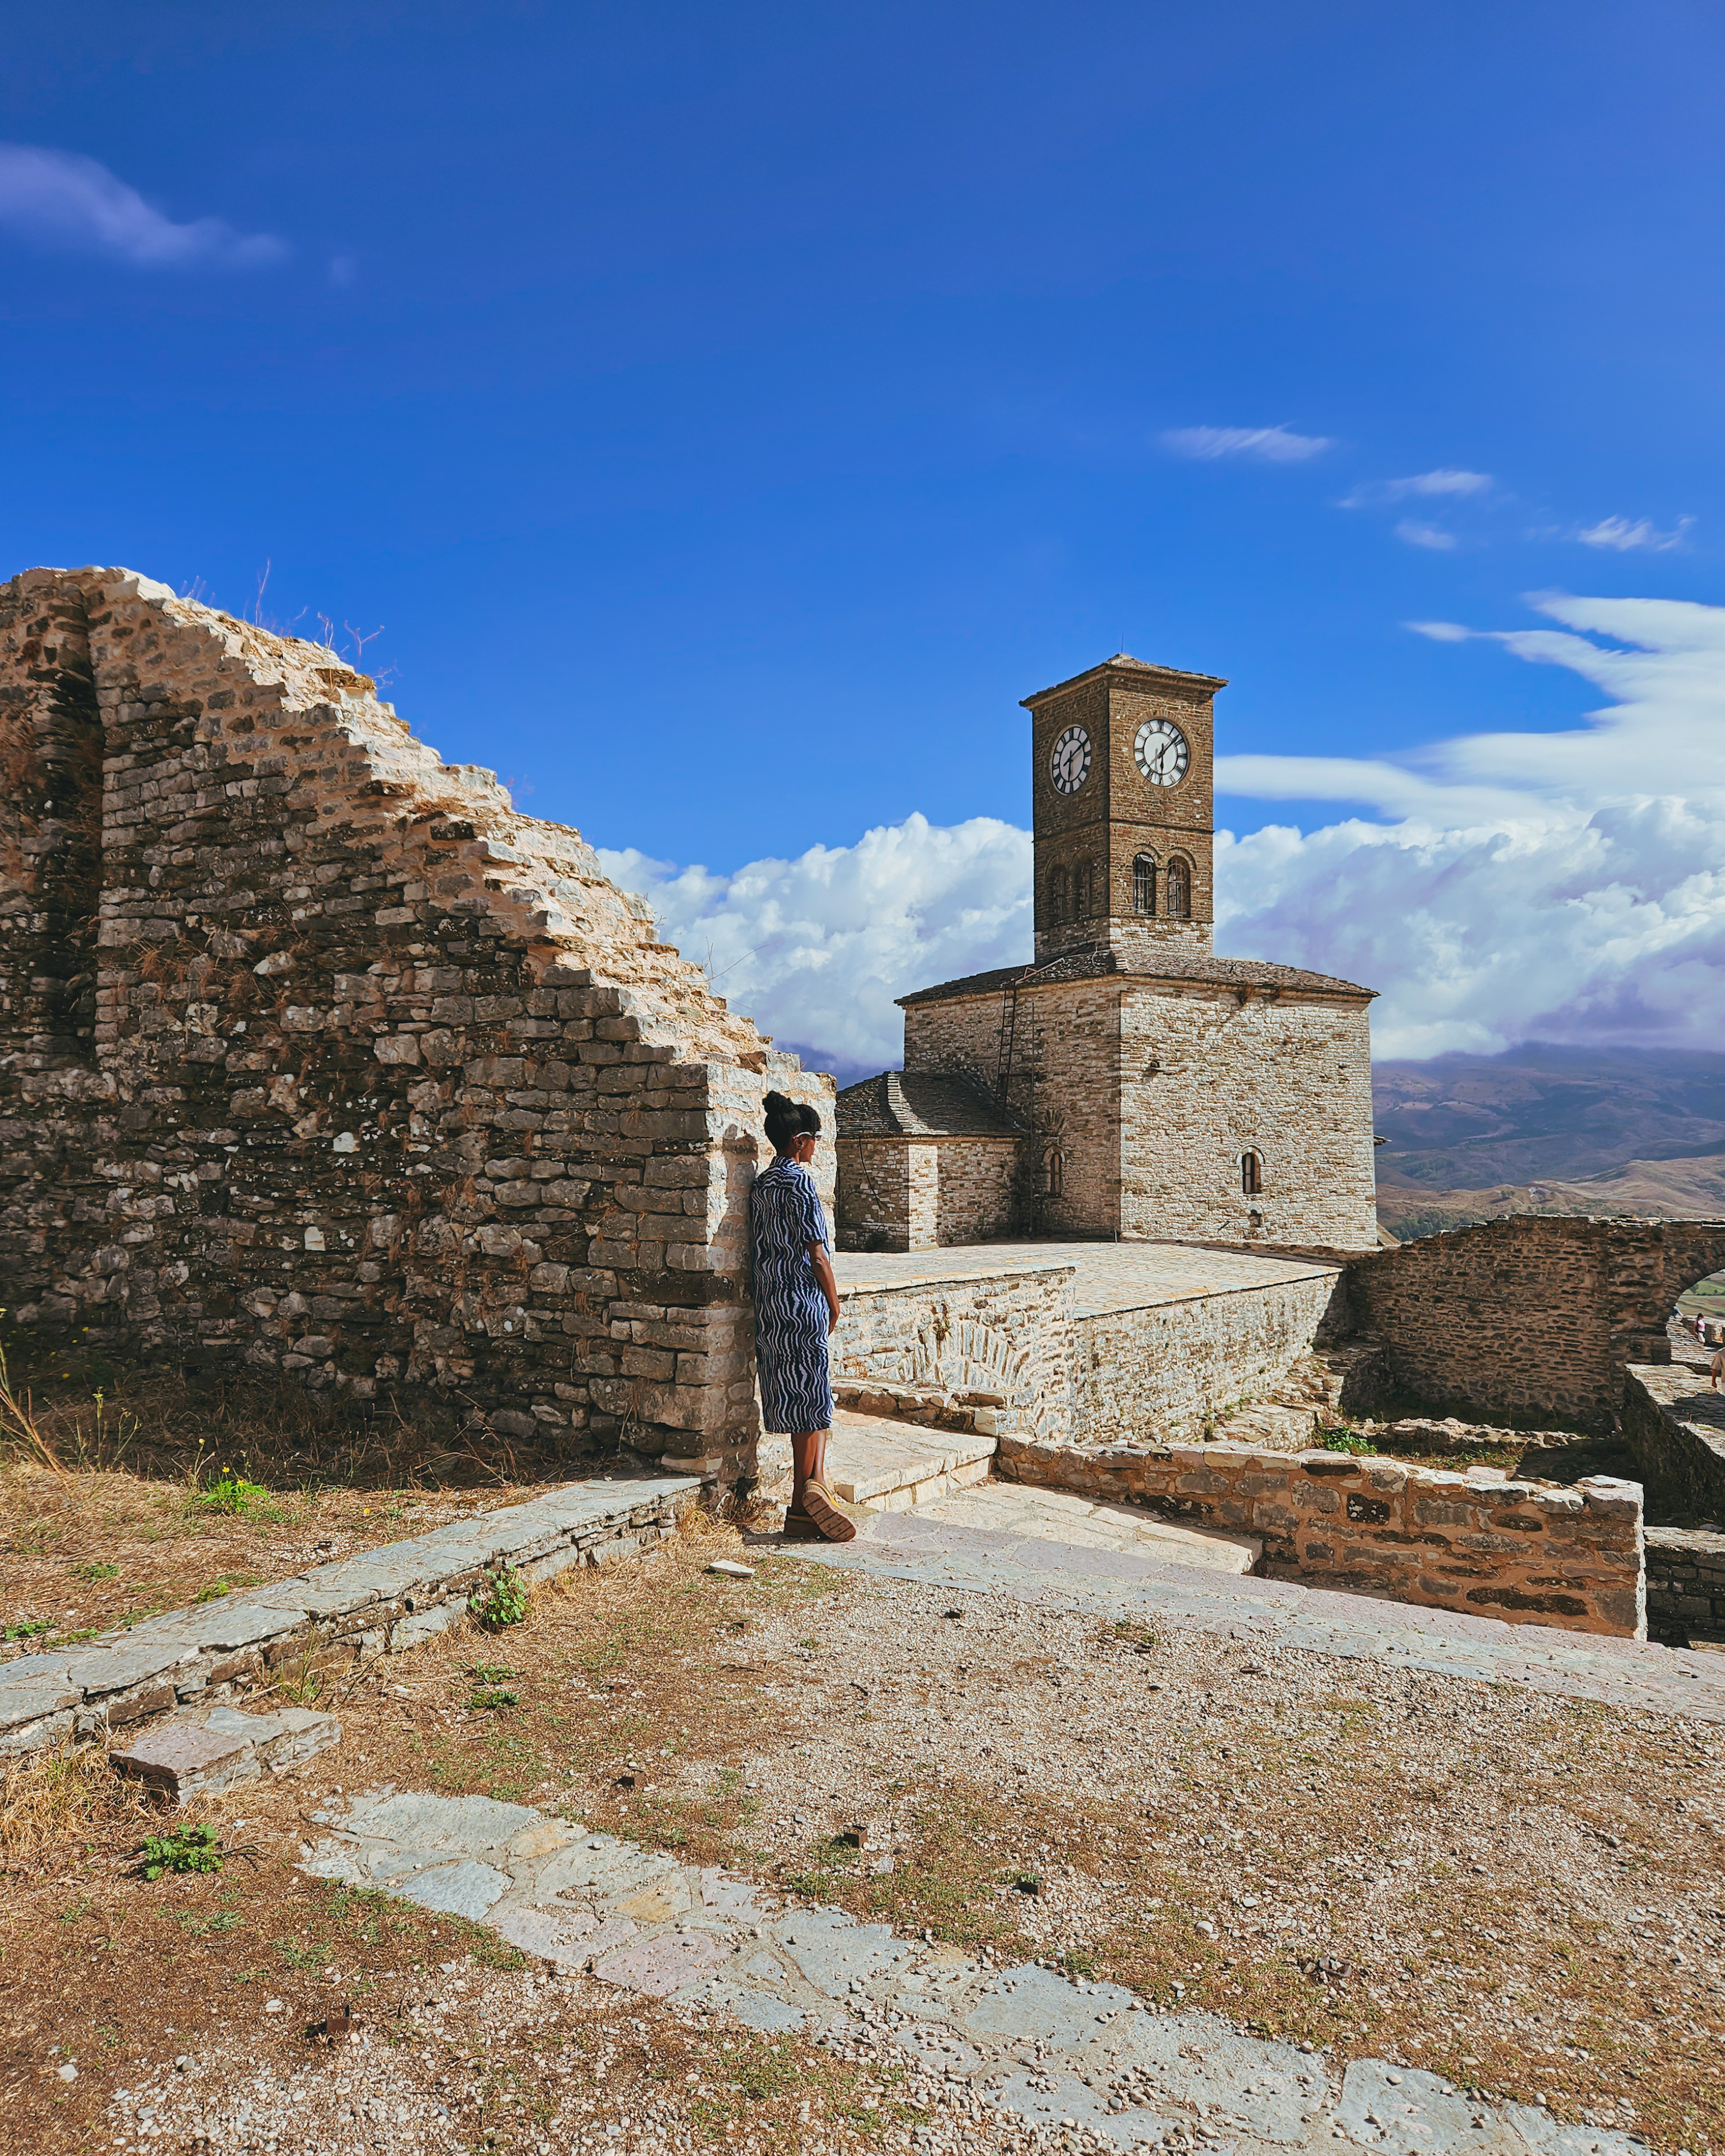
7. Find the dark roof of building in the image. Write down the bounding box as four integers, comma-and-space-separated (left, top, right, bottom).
1021, 651, 1229, 707
836, 1069, 1024, 1139
897, 944, 1376, 1007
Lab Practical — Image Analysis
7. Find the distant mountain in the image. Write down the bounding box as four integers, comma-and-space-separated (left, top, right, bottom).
1373, 1045, 1725, 1193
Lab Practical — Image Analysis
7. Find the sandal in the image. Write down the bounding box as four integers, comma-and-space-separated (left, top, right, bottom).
799, 1479, 858, 1543
781, 1505, 825, 1543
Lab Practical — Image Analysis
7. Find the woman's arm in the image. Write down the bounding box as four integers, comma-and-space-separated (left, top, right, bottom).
808, 1241, 840, 1334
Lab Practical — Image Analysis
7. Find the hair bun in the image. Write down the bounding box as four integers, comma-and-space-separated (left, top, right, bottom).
762, 1090, 794, 1115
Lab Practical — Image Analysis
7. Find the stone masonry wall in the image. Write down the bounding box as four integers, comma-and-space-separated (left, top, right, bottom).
1348, 1219, 1725, 1433
1075, 1268, 1346, 1442
0, 567, 831, 1487
1645, 1525, 1725, 1648
1622, 1365, 1725, 1521
1119, 986, 1376, 1249
997, 1433, 1645, 1638
835, 1138, 936, 1251
832, 1264, 1076, 1444
933, 1137, 1020, 1246
903, 983, 1122, 1237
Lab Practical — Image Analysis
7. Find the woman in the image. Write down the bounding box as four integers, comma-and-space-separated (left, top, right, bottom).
750, 1091, 855, 1543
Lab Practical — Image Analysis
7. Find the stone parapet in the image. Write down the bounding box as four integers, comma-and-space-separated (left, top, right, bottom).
994, 1433, 1645, 1638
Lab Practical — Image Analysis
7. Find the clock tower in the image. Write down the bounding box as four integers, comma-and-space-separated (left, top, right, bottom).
1025, 653, 1224, 967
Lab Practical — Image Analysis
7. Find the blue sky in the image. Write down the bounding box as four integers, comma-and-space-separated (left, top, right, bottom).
6, 3, 1725, 1073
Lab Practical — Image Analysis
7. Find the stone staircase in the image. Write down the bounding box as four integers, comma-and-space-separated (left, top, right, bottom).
823, 1408, 996, 1513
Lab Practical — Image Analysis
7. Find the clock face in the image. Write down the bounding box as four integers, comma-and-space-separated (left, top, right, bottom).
1050, 725, 1092, 796
1134, 718, 1190, 787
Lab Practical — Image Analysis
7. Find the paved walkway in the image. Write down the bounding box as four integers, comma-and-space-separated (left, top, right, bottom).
835, 1240, 1342, 1318
303, 1791, 1640, 2156
911, 1482, 1260, 1574
799, 1492, 1725, 1724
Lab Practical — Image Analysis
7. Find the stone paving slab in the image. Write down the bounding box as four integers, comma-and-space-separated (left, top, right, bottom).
300, 1788, 1644, 2156
798, 1503, 1725, 1724
835, 1239, 1342, 1319
0, 1475, 696, 1756
826, 1409, 997, 1507
109, 1702, 341, 1798
920, 1482, 1262, 1573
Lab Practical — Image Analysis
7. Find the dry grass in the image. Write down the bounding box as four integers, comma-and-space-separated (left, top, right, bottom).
5, 1519, 1724, 2151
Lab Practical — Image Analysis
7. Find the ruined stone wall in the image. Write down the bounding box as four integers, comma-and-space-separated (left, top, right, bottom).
0, 567, 831, 1485
832, 1263, 1076, 1443
1075, 1268, 1346, 1441
1119, 986, 1375, 1249
997, 1433, 1645, 1638
1349, 1220, 1725, 1433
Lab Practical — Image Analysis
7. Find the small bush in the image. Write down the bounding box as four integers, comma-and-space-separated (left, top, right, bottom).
139, 1822, 224, 1879
467, 1565, 529, 1631
1317, 1423, 1374, 1456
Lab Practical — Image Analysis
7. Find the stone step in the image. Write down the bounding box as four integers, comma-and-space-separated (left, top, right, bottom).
914, 1481, 1262, 1574
824, 1409, 995, 1513
111, 1702, 342, 1800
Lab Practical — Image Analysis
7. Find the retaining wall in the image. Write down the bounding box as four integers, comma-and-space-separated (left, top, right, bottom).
832, 1263, 1077, 1444
0, 1475, 695, 1757
1622, 1365, 1725, 1520
1075, 1268, 1345, 1443
995, 1433, 1645, 1637
1645, 1525, 1725, 1648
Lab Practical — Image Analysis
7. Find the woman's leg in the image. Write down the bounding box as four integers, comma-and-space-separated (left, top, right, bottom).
790, 1428, 828, 1509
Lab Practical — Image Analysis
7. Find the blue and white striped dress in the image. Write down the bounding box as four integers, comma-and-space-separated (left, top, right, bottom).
750, 1154, 835, 1434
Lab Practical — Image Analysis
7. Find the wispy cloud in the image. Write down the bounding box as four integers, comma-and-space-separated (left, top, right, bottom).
1342, 468, 1494, 508
0, 144, 285, 269
1575, 514, 1693, 553
1160, 423, 1334, 464
1395, 519, 1458, 552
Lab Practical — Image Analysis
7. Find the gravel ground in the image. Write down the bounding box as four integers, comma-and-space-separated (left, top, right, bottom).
8, 1522, 1724, 2153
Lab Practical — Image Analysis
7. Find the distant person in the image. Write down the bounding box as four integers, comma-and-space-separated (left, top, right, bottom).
750, 1091, 854, 1543
1713, 1346, 1723, 1392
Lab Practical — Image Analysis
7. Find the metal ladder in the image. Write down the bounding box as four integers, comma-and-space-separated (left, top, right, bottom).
995, 976, 1019, 1105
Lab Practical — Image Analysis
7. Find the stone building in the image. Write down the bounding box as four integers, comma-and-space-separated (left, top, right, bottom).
837, 654, 1378, 1249
0, 566, 829, 1487
833, 1069, 1023, 1251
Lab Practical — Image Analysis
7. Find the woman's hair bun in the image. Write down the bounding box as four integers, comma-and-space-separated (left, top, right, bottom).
764, 1089, 822, 1148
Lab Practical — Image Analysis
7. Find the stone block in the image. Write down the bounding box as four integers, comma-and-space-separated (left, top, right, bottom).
110, 1703, 341, 1798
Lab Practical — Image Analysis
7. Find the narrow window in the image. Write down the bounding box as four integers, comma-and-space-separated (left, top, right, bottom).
1241, 1150, 1263, 1196
1132, 852, 1156, 914
1050, 866, 1067, 922
1047, 1149, 1064, 1198
1165, 857, 1191, 919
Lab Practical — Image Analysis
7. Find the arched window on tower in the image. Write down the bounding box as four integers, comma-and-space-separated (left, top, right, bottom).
1132, 852, 1157, 914
1165, 857, 1191, 919
1241, 1149, 1263, 1196
1049, 866, 1067, 923
1046, 1149, 1064, 1199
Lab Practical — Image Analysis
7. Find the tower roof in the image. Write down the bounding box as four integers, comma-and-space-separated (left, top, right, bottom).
1020, 652, 1228, 708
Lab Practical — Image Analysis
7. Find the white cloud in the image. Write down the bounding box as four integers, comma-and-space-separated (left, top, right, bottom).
1342, 469, 1494, 508
598, 815, 1032, 1079
1575, 514, 1693, 553
1395, 519, 1458, 551
1160, 424, 1334, 463
0, 144, 285, 269
605, 593, 1725, 1073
